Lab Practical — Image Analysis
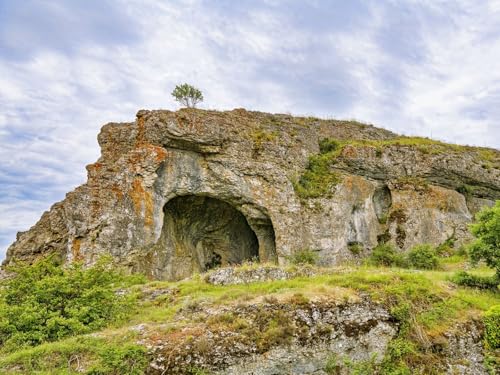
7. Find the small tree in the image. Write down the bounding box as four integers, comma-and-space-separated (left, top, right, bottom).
171, 83, 203, 108
469, 200, 500, 278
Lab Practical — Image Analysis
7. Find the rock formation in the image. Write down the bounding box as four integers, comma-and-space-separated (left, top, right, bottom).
4, 109, 500, 280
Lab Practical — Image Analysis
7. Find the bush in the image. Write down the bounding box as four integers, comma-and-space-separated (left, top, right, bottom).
369, 244, 406, 267
319, 138, 340, 154
348, 242, 363, 255
484, 305, 500, 349
288, 249, 319, 265
293, 153, 340, 198
468, 201, 500, 278
451, 271, 499, 290
294, 138, 341, 199
0, 256, 143, 349
407, 244, 439, 270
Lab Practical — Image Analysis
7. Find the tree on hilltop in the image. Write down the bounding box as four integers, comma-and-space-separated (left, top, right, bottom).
171, 83, 203, 108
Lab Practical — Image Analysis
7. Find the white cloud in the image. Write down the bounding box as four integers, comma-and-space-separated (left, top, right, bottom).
1, 0, 499, 259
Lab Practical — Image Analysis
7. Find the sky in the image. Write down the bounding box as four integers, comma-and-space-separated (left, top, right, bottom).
1, 0, 500, 260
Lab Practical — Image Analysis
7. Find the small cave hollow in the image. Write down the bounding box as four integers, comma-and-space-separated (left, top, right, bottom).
161, 195, 269, 276
372, 185, 392, 222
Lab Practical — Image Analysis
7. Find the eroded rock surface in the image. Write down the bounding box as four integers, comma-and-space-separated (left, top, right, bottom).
4, 109, 500, 279
143, 298, 397, 374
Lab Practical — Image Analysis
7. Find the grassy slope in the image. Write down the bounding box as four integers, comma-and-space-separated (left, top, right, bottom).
0, 258, 498, 374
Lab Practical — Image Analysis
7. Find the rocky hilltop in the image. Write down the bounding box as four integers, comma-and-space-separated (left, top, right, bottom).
4, 109, 500, 280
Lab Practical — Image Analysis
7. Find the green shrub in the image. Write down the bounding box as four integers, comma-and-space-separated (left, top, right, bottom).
288, 249, 319, 265
484, 305, 500, 349
369, 244, 406, 267
451, 271, 499, 290
348, 242, 363, 255
293, 153, 340, 198
0, 256, 143, 349
294, 138, 342, 199
319, 138, 340, 153
435, 236, 456, 256
468, 201, 500, 278
407, 244, 439, 270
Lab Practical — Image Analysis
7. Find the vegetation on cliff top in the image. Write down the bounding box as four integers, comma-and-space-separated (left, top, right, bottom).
293, 134, 498, 199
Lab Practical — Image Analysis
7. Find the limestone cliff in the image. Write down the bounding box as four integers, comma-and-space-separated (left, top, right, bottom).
4, 109, 500, 280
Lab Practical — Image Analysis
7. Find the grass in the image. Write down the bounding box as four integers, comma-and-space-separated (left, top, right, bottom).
1, 260, 498, 374
293, 142, 342, 199
0, 334, 147, 374
130, 262, 498, 335
294, 135, 499, 199
326, 136, 499, 162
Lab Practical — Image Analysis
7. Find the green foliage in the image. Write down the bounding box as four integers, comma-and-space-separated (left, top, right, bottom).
369, 243, 406, 267
0, 256, 143, 349
0, 336, 148, 374
288, 249, 319, 265
484, 305, 500, 349
468, 201, 500, 278
171, 83, 203, 108
251, 129, 278, 151
324, 354, 339, 374
319, 138, 340, 153
324, 353, 379, 374
348, 242, 363, 255
294, 138, 341, 199
456, 184, 475, 196
257, 311, 295, 351
407, 244, 439, 270
451, 271, 499, 290
88, 343, 148, 375
341, 354, 378, 375
293, 153, 340, 198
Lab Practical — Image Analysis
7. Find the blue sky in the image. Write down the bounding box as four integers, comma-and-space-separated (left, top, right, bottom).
1, 0, 500, 260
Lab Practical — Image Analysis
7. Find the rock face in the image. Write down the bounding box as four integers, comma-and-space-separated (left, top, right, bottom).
4, 109, 500, 279
144, 298, 398, 374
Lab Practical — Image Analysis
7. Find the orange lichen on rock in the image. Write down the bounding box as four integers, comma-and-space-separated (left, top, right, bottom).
144, 144, 168, 163
342, 174, 372, 197
86, 162, 104, 181
129, 178, 154, 227
111, 183, 124, 200
341, 145, 359, 158
127, 144, 167, 173
426, 186, 461, 212
135, 116, 146, 146
71, 237, 83, 261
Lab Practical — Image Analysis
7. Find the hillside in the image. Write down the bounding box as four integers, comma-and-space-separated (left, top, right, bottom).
0, 259, 498, 374
1, 109, 499, 374
3, 109, 500, 279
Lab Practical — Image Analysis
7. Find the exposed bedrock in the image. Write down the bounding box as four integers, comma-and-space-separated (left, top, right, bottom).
3, 109, 499, 279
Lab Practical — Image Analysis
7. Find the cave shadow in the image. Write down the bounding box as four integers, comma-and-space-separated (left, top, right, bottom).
159, 195, 276, 279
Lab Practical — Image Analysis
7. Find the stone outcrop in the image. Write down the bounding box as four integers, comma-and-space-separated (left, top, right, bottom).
144, 297, 398, 374
4, 109, 500, 279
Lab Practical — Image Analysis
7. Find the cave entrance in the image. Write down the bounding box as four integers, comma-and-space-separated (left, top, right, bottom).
162, 195, 273, 277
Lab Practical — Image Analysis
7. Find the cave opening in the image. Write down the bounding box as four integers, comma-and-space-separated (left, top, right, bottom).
161, 195, 274, 277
